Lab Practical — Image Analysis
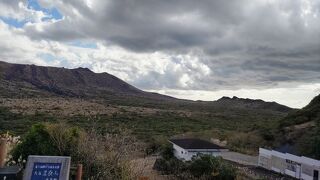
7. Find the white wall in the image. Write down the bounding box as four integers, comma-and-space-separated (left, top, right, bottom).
173, 144, 188, 160
172, 144, 225, 161
259, 148, 320, 180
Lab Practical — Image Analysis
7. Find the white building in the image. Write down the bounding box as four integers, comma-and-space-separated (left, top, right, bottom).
169, 138, 228, 161
259, 148, 320, 180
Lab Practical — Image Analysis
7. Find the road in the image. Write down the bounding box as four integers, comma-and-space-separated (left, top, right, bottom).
216, 151, 258, 166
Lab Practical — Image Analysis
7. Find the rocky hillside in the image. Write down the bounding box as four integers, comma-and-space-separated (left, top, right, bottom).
0, 61, 173, 100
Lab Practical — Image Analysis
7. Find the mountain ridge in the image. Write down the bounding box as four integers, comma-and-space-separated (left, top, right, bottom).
0, 61, 292, 113
0, 61, 175, 100
216, 96, 293, 113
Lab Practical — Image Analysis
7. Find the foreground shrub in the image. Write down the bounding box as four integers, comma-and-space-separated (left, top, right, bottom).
189, 155, 236, 179
10, 123, 143, 180
73, 128, 143, 179
153, 158, 187, 175
11, 124, 59, 161
160, 144, 174, 160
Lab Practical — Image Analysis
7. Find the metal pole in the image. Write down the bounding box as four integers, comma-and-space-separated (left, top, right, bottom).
0, 139, 7, 168
75, 164, 83, 180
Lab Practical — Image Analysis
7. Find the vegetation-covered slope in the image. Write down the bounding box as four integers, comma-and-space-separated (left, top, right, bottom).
280, 94, 320, 127
0, 61, 292, 113
278, 94, 320, 159
0, 61, 296, 155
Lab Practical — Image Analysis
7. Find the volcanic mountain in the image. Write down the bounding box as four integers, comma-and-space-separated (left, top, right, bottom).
0, 61, 173, 101
0, 61, 292, 113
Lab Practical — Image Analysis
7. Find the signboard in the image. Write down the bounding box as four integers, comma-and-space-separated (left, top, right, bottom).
23, 156, 70, 180
31, 163, 61, 180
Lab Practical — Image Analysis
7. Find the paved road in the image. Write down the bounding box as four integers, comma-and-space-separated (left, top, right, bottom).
216, 151, 258, 166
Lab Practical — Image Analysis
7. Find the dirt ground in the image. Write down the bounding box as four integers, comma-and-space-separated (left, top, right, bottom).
131, 156, 169, 180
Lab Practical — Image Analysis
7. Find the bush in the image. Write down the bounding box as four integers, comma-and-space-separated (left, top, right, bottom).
228, 132, 263, 154
153, 158, 187, 175
11, 124, 59, 162
10, 123, 143, 179
145, 135, 168, 155
156, 146, 236, 179
189, 155, 236, 179
46, 123, 83, 156
160, 145, 174, 160
296, 117, 320, 159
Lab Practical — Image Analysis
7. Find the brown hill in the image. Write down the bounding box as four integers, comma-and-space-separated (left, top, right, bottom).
0, 61, 292, 113
0, 61, 173, 100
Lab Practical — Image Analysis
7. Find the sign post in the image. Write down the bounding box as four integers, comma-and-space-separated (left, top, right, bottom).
75, 164, 82, 180
0, 139, 7, 168
23, 156, 71, 180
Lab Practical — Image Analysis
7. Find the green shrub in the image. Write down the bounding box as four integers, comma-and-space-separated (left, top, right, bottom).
11, 124, 59, 161
160, 145, 174, 160
153, 158, 187, 175
10, 123, 141, 179
156, 148, 236, 180
189, 155, 236, 179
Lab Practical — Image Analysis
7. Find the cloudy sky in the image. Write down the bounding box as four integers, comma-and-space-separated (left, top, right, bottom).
0, 0, 319, 108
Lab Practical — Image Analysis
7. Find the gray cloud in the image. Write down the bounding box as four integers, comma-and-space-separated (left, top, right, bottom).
2, 0, 320, 91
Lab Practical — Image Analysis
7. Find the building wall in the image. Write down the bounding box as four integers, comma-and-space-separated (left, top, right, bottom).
172, 144, 227, 161
259, 155, 271, 169
259, 148, 320, 180
173, 144, 188, 160
271, 155, 286, 173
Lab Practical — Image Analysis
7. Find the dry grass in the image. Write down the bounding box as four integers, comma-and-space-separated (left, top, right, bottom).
131, 156, 170, 180
0, 98, 192, 117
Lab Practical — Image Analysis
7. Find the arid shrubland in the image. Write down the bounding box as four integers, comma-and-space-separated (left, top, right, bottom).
72, 127, 143, 180
10, 123, 144, 180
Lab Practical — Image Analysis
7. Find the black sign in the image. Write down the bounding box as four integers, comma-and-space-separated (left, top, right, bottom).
0, 166, 21, 180
286, 159, 301, 166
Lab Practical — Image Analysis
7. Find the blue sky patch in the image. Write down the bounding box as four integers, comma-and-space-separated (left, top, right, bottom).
1, 0, 62, 28
38, 53, 71, 68
38, 53, 57, 62
0, 17, 27, 28
27, 0, 63, 20
67, 41, 98, 49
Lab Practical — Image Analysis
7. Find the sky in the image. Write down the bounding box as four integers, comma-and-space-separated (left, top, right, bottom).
0, 0, 319, 108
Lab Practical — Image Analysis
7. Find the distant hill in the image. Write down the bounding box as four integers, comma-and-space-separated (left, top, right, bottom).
0, 61, 292, 114
216, 96, 292, 113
